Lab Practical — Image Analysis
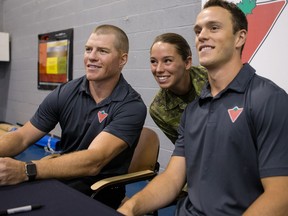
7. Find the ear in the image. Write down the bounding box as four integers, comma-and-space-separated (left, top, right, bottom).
119, 53, 128, 68
185, 56, 192, 70
235, 29, 247, 50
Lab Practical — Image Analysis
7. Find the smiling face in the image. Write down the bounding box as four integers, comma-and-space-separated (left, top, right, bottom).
194, 6, 242, 70
84, 32, 127, 82
150, 42, 191, 93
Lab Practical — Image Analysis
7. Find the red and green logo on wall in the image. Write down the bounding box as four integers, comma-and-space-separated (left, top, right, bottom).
237, 0, 287, 63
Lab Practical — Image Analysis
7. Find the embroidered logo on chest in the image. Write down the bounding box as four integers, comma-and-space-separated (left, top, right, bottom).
98, 110, 108, 123
228, 106, 243, 123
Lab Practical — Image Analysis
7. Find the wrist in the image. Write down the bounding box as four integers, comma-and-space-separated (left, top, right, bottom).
24, 161, 37, 181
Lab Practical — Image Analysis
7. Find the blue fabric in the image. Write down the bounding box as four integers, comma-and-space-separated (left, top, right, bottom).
34, 135, 60, 150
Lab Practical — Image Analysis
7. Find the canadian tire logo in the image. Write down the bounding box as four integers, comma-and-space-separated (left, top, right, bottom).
236, 0, 287, 63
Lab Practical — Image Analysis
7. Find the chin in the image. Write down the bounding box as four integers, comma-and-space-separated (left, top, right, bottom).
199, 60, 210, 68
86, 74, 97, 81
159, 84, 171, 89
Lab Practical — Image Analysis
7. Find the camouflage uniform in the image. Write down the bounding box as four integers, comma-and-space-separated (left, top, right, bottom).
149, 66, 207, 144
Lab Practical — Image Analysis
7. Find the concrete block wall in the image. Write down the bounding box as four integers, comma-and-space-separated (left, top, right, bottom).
0, 1, 3, 30
0, 0, 202, 171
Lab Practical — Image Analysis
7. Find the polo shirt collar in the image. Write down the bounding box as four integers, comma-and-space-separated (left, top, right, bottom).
226, 63, 255, 93
80, 76, 90, 94
200, 63, 255, 100
79, 74, 129, 103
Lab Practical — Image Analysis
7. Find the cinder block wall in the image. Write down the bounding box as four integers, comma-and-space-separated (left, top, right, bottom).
0, 1, 3, 30
0, 0, 201, 171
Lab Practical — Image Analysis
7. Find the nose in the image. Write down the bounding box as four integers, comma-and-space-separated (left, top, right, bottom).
197, 28, 208, 41
155, 62, 164, 72
88, 50, 98, 61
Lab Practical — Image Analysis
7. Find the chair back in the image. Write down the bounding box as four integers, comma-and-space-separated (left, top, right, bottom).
128, 127, 160, 173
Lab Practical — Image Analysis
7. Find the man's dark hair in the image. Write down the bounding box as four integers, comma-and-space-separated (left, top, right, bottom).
204, 0, 248, 54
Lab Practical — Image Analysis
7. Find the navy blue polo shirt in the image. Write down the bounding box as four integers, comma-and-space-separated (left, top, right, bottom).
173, 64, 288, 215
31, 74, 147, 175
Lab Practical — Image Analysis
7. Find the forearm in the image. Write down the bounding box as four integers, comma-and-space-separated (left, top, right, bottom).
36, 131, 128, 180
119, 172, 183, 216
35, 149, 103, 180
0, 122, 44, 157
0, 132, 27, 157
243, 192, 288, 216
118, 156, 186, 216
243, 176, 288, 216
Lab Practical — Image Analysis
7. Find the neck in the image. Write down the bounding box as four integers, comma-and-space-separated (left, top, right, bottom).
89, 75, 120, 103
207, 60, 243, 97
170, 70, 192, 96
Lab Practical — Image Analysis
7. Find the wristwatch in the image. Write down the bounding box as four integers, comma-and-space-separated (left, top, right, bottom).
25, 161, 37, 181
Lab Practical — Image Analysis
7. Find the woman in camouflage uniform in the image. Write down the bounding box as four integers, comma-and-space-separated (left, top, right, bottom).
149, 33, 207, 144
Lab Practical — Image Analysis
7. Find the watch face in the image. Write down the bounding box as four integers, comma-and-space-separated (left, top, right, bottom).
25, 161, 37, 181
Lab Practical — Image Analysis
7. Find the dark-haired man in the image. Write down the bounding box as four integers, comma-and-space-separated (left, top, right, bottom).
118, 1, 288, 215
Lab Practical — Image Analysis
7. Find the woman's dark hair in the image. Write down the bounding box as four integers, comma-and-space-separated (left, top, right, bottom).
150, 33, 192, 61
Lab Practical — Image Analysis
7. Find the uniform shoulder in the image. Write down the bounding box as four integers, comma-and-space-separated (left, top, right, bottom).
190, 66, 208, 79
190, 66, 208, 95
150, 89, 166, 108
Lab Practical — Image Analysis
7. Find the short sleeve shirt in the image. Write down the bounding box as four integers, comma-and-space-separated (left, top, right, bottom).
149, 66, 207, 144
173, 64, 288, 215
31, 74, 147, 175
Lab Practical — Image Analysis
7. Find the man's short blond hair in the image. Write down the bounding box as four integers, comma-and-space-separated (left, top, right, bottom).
93, 24, 129, 54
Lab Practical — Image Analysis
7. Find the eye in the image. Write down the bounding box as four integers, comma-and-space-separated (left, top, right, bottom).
164, 58, 172, 64
99, 49, 108, 54
85, 47, 92, 53
150, 59, 157, 65
195, 29, 201, 36
211, 25, 219, 31
194, 27, 202, 36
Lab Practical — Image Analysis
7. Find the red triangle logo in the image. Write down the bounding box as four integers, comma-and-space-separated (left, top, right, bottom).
239, 0, 286, 63
98, 110, 108, 123
228, 106, 243, 123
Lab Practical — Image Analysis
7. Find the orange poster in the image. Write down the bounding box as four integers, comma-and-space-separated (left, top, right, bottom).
38, 29, 73, 90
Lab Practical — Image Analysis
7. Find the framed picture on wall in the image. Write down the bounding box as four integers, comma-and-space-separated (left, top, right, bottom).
38, 28, 73, 90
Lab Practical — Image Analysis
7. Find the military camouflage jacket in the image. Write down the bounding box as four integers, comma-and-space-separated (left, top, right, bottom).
149, 66, 207, 144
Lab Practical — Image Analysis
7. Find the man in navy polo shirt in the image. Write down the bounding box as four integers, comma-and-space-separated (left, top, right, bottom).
0, 24, 147, 209
118, 0, 288, 215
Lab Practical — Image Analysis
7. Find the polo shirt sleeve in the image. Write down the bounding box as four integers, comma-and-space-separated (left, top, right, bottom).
172, 105, 187, 157
104, 98, 147, 148
252, 80, 288, 178
30, 87, 60, 133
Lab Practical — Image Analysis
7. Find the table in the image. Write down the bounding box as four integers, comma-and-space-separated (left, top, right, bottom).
0, 179, 123, 216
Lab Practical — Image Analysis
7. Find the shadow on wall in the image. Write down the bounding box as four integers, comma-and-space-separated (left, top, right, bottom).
0, 61, 11, 120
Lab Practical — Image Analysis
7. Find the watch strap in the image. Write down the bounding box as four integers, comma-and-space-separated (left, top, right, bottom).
25, 161, 37, 181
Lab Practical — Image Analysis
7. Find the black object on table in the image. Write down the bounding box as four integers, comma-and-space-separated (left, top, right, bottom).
0, 179, 123, 216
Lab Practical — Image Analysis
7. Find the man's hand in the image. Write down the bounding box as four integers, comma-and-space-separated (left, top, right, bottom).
0, 157, 27, 185
117, 202, 135, 216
